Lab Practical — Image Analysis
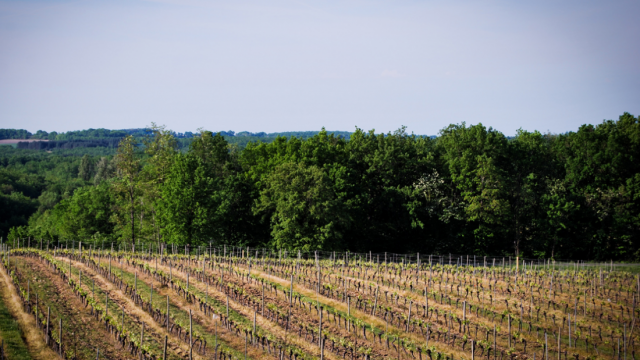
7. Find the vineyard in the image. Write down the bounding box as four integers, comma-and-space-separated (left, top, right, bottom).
0, 243, 638, 360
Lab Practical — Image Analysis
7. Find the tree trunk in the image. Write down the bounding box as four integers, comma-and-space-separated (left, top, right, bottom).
130, 188, 135, 245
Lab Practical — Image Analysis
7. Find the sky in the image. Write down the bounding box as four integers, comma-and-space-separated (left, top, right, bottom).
0, 0, 638, 136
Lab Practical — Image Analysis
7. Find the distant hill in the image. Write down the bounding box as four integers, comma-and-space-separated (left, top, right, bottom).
0, 128, 354, 150
0, 128, 434, 153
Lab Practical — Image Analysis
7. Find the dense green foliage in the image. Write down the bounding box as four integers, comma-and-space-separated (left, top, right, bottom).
2, 113, 639, 260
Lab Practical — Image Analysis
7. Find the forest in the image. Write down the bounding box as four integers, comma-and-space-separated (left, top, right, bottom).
1, 113, 639, 261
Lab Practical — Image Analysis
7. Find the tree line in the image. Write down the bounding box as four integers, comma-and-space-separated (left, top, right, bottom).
3, 113, 640, 260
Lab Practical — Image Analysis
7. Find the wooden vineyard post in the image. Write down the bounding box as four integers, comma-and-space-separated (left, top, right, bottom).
289, 275, 293, 304
372, 285, 378, 316
166, 295, 170, 331
163, 335, 168, 360
471, 339, 474, 360
557, 331, 560, 360
46, 306, 50, 345
508, 314, 511, 348
150, 284, 153, 312
189, 310, 193, 360
316, 251, 320, 293
545, 332, 548, 360
426, 324, 430, 346
262, 284, 265, 317
425, 286, 429, 317
493, 325, 496, 360
463, 300, 466, 332
245, 333, 248, 360
35, 294, 38, 328
227, 295, 229, 318
319, 305, 323, 360
347, 296, 350, 332
140, 322, 145, 360
92, 279, 95, 301
407, 300, 412, 331
286, 275, 293, 331
59, 318, 62, 356
253, 310, 257, 344
568, 315, 571, 348
96, 348, 99, 360
106, 294, 108, 317
122, 306, 125, 333
624, 323, 628, 360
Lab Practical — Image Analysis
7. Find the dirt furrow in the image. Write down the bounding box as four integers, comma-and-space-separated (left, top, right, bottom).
57, 257, 197, 360
147, 259, 336, 360
16, 256, 141, 360
110, 259, 270, 360
245, 267, 474, 358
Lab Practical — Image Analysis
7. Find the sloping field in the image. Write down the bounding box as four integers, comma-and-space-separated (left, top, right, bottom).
1, 246, 636, 360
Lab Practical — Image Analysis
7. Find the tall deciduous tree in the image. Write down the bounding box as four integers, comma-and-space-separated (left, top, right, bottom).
157, 131, 230, 246
255, 162, 345, 250
113, 135, 141, 246
438, 123, 509, 254
94, 157, 115, 185
77, 154, 94, 181
141, 123, 178, 245
50, 182, 115, 241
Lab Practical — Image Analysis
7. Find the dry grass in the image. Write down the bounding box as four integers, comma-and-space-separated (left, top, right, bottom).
0, 262, 60, 360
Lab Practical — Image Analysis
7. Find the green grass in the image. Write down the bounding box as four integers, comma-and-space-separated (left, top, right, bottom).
0, 286, 32, 360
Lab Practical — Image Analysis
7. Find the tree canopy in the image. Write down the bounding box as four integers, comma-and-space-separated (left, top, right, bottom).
2, 113, 640, 260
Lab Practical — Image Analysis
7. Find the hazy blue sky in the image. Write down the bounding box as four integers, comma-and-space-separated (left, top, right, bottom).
1, 0, 638, 135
